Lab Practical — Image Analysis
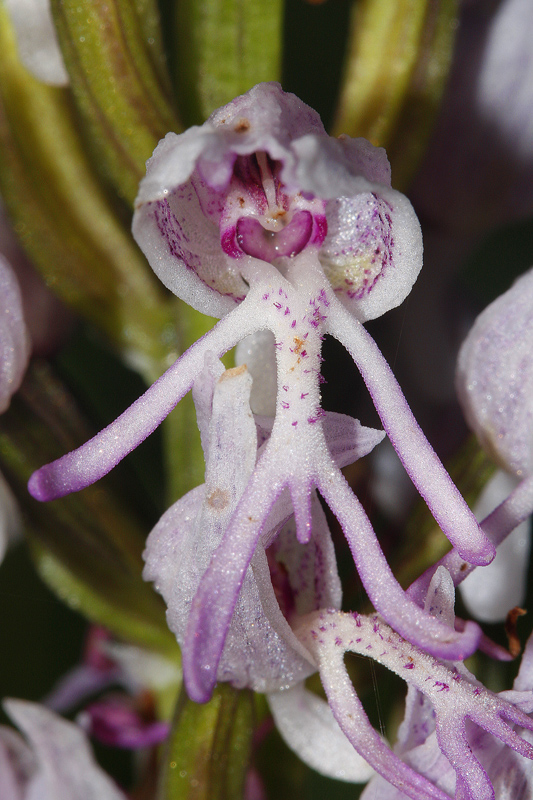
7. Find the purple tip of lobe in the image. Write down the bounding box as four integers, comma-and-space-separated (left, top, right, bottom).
28, 464, 73, 502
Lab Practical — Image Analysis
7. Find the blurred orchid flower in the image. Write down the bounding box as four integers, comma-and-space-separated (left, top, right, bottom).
43, 626, 178, 750
360, 568, 533, 800
3, 0, 69, 86
455, 267, 533, 621
0, 699, 126, 799
29, 84, 494, 701
409, 268, 533, 618
413, 0, 533, 236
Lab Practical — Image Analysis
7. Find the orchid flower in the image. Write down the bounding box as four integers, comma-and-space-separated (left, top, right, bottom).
29, 83, 495, 703
0, 699, 126, 799
358, 568, 533, 800
409, 268, 533, 613
43, 626, 177, 750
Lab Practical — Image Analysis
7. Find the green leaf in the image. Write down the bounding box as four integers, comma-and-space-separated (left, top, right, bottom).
173, 0, 283, 125
159, 684, 254, 800
0, 5, 177, 379
0, 361, 178, 657
51, 0, 181, 205
333, 0, 458, 188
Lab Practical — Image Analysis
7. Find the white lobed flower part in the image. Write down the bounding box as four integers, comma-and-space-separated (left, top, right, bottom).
0, 699, 126, 799
456, 267, 533, 480
29, 83, 495, 702
297, 568, 533, 800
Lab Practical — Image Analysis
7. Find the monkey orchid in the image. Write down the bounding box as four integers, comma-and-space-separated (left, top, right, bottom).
29, 83, 495, 703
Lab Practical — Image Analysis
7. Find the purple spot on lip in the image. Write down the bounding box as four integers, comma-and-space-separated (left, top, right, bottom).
236, 210, 313, 262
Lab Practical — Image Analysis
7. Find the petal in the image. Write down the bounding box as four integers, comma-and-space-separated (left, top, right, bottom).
266, 492, 342, 616
300, 610, 533, 800
297, 613, 451, 800
4, 700, 126, 800
268, 683, 374, 783
322, 411, 385, 468
144, 361, 316, 696
319, 186, 423, 322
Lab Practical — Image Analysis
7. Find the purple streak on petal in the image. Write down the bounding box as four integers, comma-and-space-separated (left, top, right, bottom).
453, 619, 513, 663
317, 465, 482, 660
28, 301, 258, 501
408, 473, 533, 606
183, 458, 286, 702
326, 297, 495, 567
236, 211, 313, 262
